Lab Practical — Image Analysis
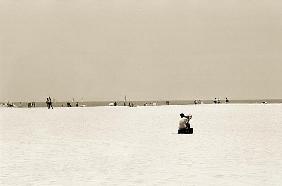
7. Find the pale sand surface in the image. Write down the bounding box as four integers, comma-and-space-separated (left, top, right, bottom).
1, 104, 282, 185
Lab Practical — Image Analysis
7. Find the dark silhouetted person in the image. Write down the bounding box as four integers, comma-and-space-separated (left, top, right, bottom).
49, 97, 53, 109
46, 98, 50, 109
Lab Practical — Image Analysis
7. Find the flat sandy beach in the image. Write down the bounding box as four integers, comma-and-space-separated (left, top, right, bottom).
1, 104, 282, 185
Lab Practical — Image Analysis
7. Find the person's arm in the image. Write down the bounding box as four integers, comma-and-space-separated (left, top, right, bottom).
185, 116, 192, 123
184, 116, 189, 122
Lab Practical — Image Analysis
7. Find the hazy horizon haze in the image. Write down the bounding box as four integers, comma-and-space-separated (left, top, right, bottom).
1, 0, 282, 102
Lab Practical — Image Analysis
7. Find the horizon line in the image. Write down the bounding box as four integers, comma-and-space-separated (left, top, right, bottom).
1, 98, 282, 103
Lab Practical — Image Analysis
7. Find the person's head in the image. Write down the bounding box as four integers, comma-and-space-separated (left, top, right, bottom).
180, 113, 185, 118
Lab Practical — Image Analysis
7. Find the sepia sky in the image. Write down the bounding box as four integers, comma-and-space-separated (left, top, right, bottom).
0, 0, 282, 102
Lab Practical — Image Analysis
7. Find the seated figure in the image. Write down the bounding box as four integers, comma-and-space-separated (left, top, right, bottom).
178, 113, 193, 134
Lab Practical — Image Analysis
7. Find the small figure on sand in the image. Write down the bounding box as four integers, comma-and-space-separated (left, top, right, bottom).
214, 98, 221, 104
194, 100, 202, 105
46, 97, 53, 109
178, 113, 193, 134
46, 98, 49, 109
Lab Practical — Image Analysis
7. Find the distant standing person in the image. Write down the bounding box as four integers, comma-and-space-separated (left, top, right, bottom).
225, 97, 229, 103
49, 97, 53, 109
46, 98, 50, 109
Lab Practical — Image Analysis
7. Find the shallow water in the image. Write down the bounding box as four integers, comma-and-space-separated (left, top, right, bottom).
1, 104, 282, 185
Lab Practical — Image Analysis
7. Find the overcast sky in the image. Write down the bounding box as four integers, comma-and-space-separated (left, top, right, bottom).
0, 0, 281, 102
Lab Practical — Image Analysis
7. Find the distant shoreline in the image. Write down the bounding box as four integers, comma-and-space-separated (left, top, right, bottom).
1, 99, 282, 108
